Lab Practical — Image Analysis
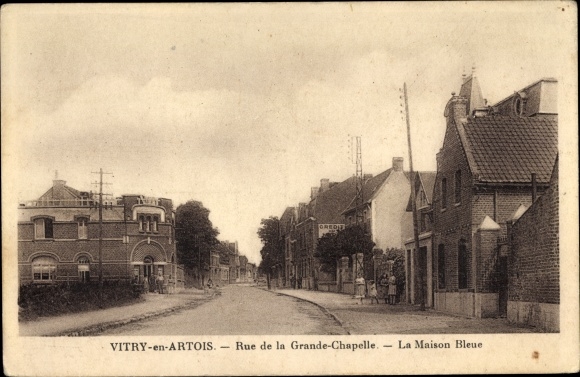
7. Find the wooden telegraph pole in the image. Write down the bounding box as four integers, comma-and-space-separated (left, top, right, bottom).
403, 83, 425, 311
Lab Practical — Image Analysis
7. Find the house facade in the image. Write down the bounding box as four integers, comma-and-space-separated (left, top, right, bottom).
18, 178, 183, 290
403, 171, 436, 307
432, 74, 557, 318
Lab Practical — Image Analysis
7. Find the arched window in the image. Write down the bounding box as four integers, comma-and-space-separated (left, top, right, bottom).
32, 256, 57, 282
78, 257, 90, 282
152, 216, 159, 232
437, 244, 446, 289
458, 240, 468, 289
145, 216, 152, 232
139, 215, 145, 232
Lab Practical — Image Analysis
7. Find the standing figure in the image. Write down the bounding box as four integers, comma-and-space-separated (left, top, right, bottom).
157, 273, 165, 294
291, 274, 296, 289
378, 274, 389, 304
368, 280, 379, 304
355, 276, 365, 304
143, 275, 149, 294
388, 274, 397, 305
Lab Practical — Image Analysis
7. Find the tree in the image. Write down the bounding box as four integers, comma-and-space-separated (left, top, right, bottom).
315, 225, 375, 277
257, 216, 283, 289
175, 201, 219, 274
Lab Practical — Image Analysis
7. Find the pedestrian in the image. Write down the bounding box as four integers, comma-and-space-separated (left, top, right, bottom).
368, 280, 379, 304
378, 273, 389, 304
291, 275, 296, 289
355, 276, 365, 304
157, 273, 165, 294
143, 275, 149, 294
207, 278, 213, 289
388, 274, 397, 305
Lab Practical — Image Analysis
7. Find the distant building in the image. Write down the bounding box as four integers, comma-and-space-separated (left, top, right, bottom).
18, 178, 183, 290
342, 157, 412, 252
432, 73, 557, 318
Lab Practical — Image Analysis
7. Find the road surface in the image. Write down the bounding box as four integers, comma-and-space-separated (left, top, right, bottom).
100, 285, 347, 335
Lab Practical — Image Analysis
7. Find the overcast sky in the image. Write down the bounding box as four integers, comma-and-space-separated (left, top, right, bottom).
3, 3, 575, 264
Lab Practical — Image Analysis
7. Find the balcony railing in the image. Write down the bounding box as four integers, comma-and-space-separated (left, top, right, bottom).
21, 198, 98, 207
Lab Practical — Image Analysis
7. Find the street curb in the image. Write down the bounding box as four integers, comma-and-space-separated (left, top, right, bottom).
262, 288, 352, 335
50, 292, 218, 337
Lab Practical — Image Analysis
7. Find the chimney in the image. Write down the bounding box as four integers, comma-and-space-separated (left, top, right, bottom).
52, 178, 67, 199
363, 173, 373, 182
451, 95, 469, 118
320, 179, 330, 192
311, 187, 319, 200
392, 157, 404, 172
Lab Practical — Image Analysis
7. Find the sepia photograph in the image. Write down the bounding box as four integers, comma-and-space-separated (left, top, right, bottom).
2, 2, 578, 375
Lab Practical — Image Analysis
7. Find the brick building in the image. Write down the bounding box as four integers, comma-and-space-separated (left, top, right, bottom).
507, 157, 559, 332
18, 178, 183, 290
432, 73, 557, 318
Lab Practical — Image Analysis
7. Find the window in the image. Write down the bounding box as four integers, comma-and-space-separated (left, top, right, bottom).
139, 216, 145, 232
458, 240, 468, 289
441, 178, 448, 209
438, 244, 446, 289
32, 256, 57, 282
454, 170, 462, 204
78, 257, 90, 282
34, 218, 53, 239
152, 216, 158, 232
145, 216, 151, 232
77, 217, 88, 239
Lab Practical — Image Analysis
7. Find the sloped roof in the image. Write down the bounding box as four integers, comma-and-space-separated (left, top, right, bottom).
405, 171, 437, 211
342, 169, 395, 214
461, 115, 558, 184
38, 182, 83, 200
418, 171, 437, 203
311, 176, 357, 224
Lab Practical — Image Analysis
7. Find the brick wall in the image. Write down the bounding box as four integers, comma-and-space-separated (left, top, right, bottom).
508, 166, 559, 304
433, 113, 474, 292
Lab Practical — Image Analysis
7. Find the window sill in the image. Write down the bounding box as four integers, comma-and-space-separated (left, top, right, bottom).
34, 238, 54, 242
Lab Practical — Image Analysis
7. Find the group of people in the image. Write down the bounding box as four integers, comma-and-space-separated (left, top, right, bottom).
137, 274, 167, 294
367, 273, 397, 305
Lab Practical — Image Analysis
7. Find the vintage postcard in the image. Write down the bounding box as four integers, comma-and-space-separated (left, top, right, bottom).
2, 2, 578, 376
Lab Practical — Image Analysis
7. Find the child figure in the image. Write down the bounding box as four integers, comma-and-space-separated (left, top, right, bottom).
368, 280, 379, 304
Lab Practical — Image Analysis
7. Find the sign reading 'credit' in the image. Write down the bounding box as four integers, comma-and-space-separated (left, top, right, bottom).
318, 224, 345, 238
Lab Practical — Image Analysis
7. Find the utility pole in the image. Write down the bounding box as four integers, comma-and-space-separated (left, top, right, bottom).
403, 83, 425, 311
352, 136, 365, 292
91, 168, 112, 299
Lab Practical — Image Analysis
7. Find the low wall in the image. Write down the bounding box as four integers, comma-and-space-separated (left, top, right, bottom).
508, 301, 559, 332
342, 281, 354, 295
318, 281, 338, 292
434, 292, 499, 318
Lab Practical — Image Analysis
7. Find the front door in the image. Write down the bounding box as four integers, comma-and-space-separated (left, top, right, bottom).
144, 257, 154, 292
